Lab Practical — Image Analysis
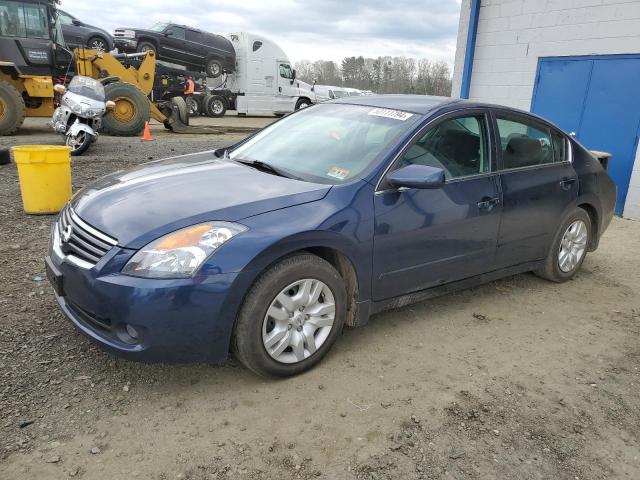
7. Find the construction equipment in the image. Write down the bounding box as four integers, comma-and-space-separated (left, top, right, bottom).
0, 0, 188, 136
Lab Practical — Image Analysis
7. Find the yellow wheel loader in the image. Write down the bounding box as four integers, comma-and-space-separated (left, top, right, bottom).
0, 0, 188, 136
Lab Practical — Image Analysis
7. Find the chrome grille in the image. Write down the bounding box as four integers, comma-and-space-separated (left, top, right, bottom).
57, 206, 118, 266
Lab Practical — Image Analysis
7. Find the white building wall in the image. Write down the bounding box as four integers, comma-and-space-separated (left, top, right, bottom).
452, 0, 640, 218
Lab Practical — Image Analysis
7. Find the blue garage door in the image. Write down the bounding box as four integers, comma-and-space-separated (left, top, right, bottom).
531, 55, 640, 215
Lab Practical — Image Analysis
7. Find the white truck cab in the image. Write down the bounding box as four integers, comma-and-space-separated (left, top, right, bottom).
226, 32, 316, 115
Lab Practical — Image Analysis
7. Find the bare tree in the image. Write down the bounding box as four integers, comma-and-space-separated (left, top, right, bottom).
296, 55, 452, 95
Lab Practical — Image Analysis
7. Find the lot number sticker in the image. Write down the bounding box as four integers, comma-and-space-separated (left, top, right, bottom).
368, 108, 413, 121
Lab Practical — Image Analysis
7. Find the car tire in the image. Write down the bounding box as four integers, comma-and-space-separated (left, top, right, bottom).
137, 41, 156, 56
232, 253, 347, 377
102, 82, 150, 136
204, 95, 227, 117
295, 98, 311, 110
87, 36, 108, 51
170, 96, 189, 125
535, 208, 592, 283
206, 59, 223, 78
0, 79, 26, 136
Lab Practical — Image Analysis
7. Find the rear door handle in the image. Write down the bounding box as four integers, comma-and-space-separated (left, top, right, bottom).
477, 196, 501, 211
560, 177, 576, 190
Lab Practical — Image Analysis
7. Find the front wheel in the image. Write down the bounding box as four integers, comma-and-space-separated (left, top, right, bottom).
295, 98, 311, 110
87, 36, 108, 51
535, 208, 592, 282
66, 131, 94, 156
232, 254, 347, 377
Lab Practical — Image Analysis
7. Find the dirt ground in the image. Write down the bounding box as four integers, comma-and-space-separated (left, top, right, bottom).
1, 118, 639, 480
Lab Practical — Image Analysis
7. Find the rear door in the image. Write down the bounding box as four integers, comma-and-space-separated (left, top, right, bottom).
372, 109, 502, 300
493, 110, 578, 268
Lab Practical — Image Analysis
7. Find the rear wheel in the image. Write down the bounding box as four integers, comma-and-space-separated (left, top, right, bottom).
204, 95, 227, 117
535, 208, 592, 282
186, 96, 202, 116
0, 79, 25, 136
206, 59, 223, 78
102, 82, 150, 136
232, 253, 347, 377
87, 36, 108, 51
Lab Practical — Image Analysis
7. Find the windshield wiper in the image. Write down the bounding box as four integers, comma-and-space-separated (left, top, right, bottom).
233, 157, 302, 180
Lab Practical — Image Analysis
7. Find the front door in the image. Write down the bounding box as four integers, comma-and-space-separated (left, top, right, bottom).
161, 26, 187, 63
372, 111, 502, 300
493, 111, 578, 268
275, 61, 296, 113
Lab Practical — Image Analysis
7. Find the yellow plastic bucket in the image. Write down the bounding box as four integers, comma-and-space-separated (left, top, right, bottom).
12, 145, 72, 214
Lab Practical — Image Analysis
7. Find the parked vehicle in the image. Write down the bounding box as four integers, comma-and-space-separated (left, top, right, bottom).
213, 32, 317, 115
51, 76, 114, 155
113, 22, 235, 78
45, 96, 616, 377
58, 9, 114, 51
344, 87, 363, 96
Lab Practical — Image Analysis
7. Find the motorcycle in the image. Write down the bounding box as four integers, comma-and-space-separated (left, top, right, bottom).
52, 76, 115, 156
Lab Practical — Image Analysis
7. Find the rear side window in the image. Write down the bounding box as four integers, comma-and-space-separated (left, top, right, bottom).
167, 26, 185, 40
496, 116, 555, 169
397, 114, 489, 180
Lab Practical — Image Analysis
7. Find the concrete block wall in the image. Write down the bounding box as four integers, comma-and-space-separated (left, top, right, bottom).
452, 0, 640, 218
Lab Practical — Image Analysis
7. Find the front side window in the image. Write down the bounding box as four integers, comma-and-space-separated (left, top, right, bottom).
395, 114, 489, 180
496, 116, 555, 169
279, 63, 293, 79
230, 104, 420, 184
167, 26, 185, 40
0, 0, 47, 38
57, 11, 73, 25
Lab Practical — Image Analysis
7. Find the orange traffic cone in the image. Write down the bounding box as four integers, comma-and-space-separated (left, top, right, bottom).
141, 121, 153, 141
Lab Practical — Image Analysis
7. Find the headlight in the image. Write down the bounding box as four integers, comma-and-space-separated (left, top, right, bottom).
122, 222, 246, 279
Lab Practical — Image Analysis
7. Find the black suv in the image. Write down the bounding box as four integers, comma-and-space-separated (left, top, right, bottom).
113, 22, 235, 78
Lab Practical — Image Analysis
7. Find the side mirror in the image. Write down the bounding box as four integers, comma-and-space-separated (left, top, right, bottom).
292, 69, 297, 79
164, 29, 174, 37
386, 164, 445, 190
329, 91, 335, 99
53, 84, 66, 94
72, 19, 82, 26
105, 100, 116, 110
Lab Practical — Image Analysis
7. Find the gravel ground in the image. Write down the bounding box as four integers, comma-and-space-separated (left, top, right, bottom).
1, 120, 639, 479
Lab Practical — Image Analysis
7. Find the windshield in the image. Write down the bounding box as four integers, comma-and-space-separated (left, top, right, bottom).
230, 103, 420, 185
332, 90, 349, 98
68, 76, 105, 101
149, 22, 169, 32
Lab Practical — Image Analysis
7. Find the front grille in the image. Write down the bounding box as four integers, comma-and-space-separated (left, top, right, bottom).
57, 206, 118, 266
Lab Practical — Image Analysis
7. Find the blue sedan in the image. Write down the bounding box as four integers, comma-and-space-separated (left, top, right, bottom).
45, 95, 616, 377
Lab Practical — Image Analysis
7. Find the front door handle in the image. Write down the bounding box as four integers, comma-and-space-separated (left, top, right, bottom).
477, 196, 501, 211
560, 177, 576, 190
278, 86, 282, 93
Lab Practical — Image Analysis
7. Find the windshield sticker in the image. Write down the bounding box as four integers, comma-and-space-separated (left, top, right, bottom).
368, 108, 413, 121
327, 167, 350, 180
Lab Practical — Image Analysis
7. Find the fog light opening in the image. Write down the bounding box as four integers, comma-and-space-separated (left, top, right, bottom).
125, 324, 139, 340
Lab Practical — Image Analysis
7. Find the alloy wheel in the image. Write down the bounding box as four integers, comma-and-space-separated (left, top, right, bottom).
262, 279, 336, 364
558, 219, 588, 273
90, 39, 106, 51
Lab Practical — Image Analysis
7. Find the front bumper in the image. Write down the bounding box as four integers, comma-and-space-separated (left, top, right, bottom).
114, 38, 137, 52
45, 242, 242, 364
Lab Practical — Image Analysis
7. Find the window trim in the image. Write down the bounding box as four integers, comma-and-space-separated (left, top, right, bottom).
375, 108, 494, 194
491, 109, 573, 173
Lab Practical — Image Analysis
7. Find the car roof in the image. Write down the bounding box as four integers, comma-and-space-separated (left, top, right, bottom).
330, 95, 461, 115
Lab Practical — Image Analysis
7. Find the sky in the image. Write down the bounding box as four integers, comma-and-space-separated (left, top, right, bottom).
59, 0, 462, 65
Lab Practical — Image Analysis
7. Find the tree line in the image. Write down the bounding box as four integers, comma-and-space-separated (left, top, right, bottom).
294, 56, 453, 96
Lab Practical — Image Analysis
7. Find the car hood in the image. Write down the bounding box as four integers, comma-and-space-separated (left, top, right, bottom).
71, 151, 331, 248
